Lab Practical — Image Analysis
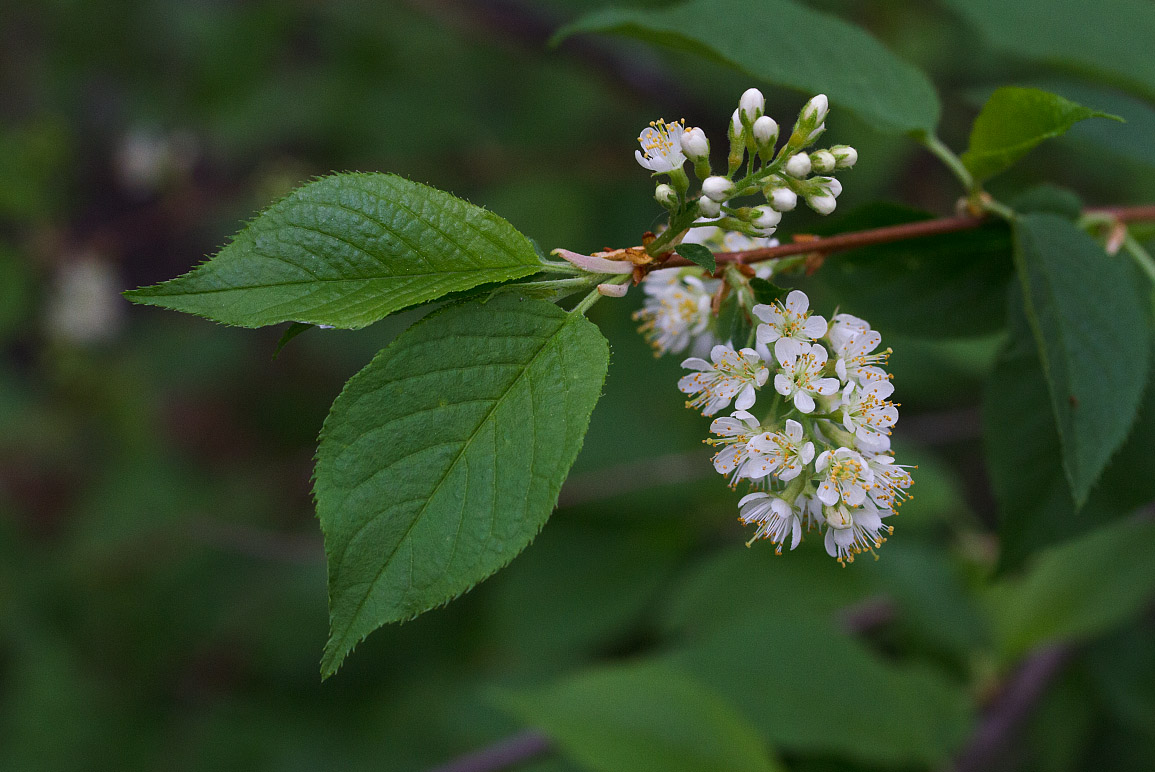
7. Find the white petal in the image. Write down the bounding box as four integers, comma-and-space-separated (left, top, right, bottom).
844, 485, 867, 506
678, 374, 703, 394
800, 442, 815, 464
784, 419, 803, 442
755, 368, 769, 387
790, 517, 803, 549
710, 344, 732, 363
803, 314, 828, 338
735, 384, 757, 410
738, 492, 768, 508
709, 417, 742, 435
824, 528, 838, 557
774, 337, 803, 364
814, 377, 841, 396
835, 358, 848, 382
794, 391, 815, 413
817, 480, 839, 505
757, 324, 780, 346
680, 357, 711, 371
712, 446, 738, 473
815, 450, 831, 472
784, 289, 809, 315
774, 374, 793, 396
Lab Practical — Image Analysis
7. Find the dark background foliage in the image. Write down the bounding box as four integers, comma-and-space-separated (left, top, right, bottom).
1, 1, 1153, 770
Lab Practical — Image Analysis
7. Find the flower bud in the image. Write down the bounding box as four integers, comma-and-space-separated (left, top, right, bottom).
830, 145, 857, 168
822, 177, 843, 197
767, 186, 797, 212
702, 175, 735, 202
739, 88, 765, 123
809, 150, 836, 173
681, 127, 710, 162
751, 205, 782, 230
807, 192, 837, 215
729, 109, 743, 139
801, 94, 829, 126
698, 196, 721, 217
654, 183, 678, 209
752, 116, 778, 148
784, 153, 812, 178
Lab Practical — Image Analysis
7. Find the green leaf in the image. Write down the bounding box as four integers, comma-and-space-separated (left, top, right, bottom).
940, 0, 1155, 103
749, 278, 788, 306
1012, 213, 1150, 505
272, 322, 314, 358
554, 0, 940, 135
498, 661, 783, 772
315, 295, 609, 676
813, 203, 1013, 337
1009, 184, 1084, 221
986, 290, 1155, 569
665, 615, 973, 765
989, 518, 1155, 658
676, 243, 716, 273
961, 87, 1121, 182
125, 173, 541, 329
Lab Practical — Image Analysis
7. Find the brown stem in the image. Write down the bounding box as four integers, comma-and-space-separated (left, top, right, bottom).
661, 204, 1155, 268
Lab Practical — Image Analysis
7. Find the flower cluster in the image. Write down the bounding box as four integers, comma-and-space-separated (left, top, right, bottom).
679, 290, 913, 564
635, 89, 856, 235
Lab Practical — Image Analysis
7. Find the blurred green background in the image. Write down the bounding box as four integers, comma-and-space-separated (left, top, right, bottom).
2, 1, 1154, 770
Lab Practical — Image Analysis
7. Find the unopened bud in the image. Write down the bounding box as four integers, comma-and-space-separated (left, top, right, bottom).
655, 183, 678, 208
597, 282, 629, 297
751, 205, 782, 230
729, 109, 743, 140
739, 88, 765, 123
809, 150, 835, 173
784, 153, 812, 178
681, 127, 710, 162
698, 196, 721, 217
752, 116, 778, 148
830, 145, 857, 168
767, 187, 797, 212
801, 94, 829, 126
807, 192, 837, 215
702, 175, 735, 202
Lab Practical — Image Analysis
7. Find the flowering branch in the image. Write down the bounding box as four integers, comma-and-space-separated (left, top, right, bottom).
660, 203, 1155, 268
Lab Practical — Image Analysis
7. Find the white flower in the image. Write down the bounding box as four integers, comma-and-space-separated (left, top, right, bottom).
865, 453, 914, 511
839, 380, 898, 453
681, 126, 710, 161
634, 269, 718, 356
744, 419, 815, 481
739, 88, 765, 122
784, 153, 812, 178
754, 290, 829, 362
708, 410, 762, 484
773, 342, 840, 413
814, 447, 874, 507
679, 344, 768, 416
767, 187, 797, 212
702, 175, 735, 202
823, 500, 891, 565
827, 313, 871, 350
738, 493, 801, 552
828, 316, 890, 384
814, 176, 842, 198
636, 119, 686, 173
721, 231, 778, 253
